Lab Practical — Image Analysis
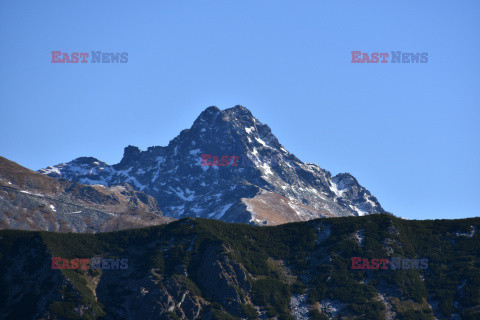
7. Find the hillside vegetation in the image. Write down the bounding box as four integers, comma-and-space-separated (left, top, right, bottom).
0, 214, 479, 319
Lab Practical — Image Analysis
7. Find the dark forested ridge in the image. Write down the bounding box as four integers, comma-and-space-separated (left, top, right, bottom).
0, 214, 479, 320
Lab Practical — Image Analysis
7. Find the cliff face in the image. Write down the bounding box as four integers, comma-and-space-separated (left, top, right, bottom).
1, 214, 479, 319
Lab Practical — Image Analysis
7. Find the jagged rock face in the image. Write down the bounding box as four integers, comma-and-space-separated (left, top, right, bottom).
0, 156, 173, 232
39, 105, 385, 225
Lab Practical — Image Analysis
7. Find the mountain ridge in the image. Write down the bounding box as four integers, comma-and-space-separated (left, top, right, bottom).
39, 105, 386, 225
1, 214, 479, 319
0, 156, 173, 232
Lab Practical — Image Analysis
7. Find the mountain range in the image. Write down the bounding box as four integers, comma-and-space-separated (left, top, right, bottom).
1, 105, 479, 320
38, 105, 386, 226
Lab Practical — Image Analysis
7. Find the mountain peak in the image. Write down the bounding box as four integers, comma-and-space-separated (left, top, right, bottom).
224, 105, 253, 117
205, 105, 221, 112
39, 105, 386, 224
119, 145, 141, 165
196, 105, 222, 119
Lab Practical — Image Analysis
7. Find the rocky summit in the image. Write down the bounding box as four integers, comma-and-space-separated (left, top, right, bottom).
39, 106, 385, 225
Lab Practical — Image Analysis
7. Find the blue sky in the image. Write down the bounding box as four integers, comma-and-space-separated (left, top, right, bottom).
1, 1, 479, 220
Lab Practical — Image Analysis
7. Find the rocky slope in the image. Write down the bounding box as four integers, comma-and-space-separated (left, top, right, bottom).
0, 156, 173, 232
39, 105, 385, 225
0, 214, 479, 319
